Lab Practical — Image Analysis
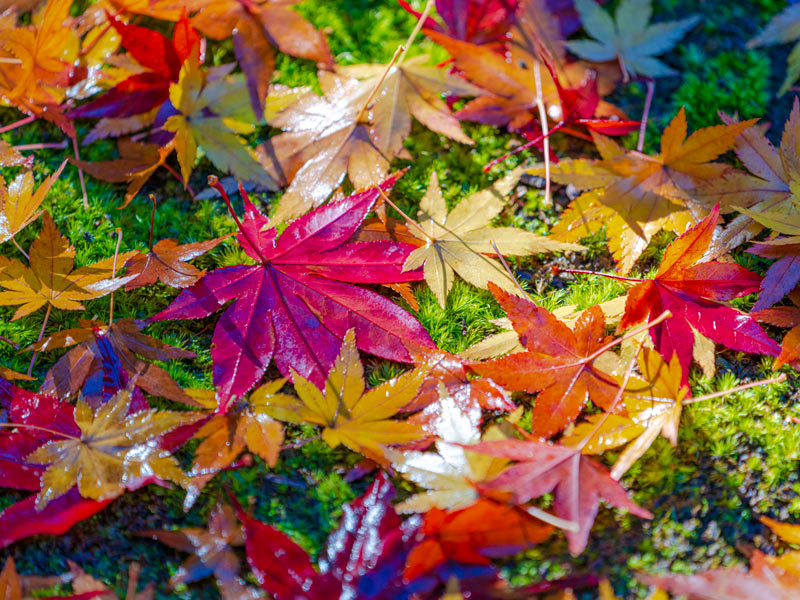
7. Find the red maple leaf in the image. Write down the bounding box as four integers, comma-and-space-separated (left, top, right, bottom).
615, 204, 780, 383
69, 14, 201, 119
152, 176, 433, 407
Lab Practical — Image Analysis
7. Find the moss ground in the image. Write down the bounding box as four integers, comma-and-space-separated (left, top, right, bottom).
1, 0, 799, 597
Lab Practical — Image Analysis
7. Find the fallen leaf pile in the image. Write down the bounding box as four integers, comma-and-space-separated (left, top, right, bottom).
0, 0, 797, 598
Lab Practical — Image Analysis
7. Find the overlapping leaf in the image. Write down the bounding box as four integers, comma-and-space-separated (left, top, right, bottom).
124, 234, 228, 290
0, 161, 63, 244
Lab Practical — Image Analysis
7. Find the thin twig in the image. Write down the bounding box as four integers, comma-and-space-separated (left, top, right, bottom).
374, 186, 433, 242
484, 121, 565, 172
12, 141, 68, 152
149, 194, 157, 252
356, 45, 404, 124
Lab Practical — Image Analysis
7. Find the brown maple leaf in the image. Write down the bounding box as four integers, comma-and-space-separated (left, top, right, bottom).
124, 234, 229, 290
0, 212, 136, 320
70, 139, 173, 208
537, 108, 755, 272
28, 318, 196, 405
257, 72, 388, 222
189, 0, 333, 116
139, 503, 257, 600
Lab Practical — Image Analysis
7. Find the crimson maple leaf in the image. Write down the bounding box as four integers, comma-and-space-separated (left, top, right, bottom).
69, 14, 201, 119
616, 204, 781, 383
152, 176, 433, 407
234, 471, 417, 600
400, 0, 519, 47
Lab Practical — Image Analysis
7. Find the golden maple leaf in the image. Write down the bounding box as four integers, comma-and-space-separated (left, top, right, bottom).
262, 329, 426, 465
534, 108, 755, 272
0, 212, 136, 319
0, 161, 63, 245
27, 389, 198, 510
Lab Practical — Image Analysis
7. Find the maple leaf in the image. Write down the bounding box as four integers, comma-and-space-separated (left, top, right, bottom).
0, 0, 81, 132
188, 0, 333, 116
0, 161, 63, 245
124, 234, 229, 290
616, 205, 780, 384
697, 103, 800, 256
69, 13, 201, 120
27, 389, 197, 510
469, 437, 653, 555
235, 471, 417, 600
740, 208, 800, 311
28, 318, 196, 405
67, 561, 155, 600
153, 178, 433, 405
0, 140, 29, 169
70, 139, 173, 208
402, 168, 582, 307
140, 503, 258, 599
566, 0, 698, 80
748, 4, 800, 95
0, 212, 137, 320
539, 109, 756, 272
400, 0, 519, 46
640, 550, 800, 600
469, 284, 624, 438
257, 72, 389, 222
775, 326, 800, 371
337, 55, 483, 157
389, 410, 511, 513
561, 348, 688, 480
263, 329, 426, 465
189, 380, 286, 478
164, 54, 275, 188
403, 498, 553, 581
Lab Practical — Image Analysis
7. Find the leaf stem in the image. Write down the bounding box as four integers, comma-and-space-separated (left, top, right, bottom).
580, 309, 672, 366
533, 60, 551, 206
209, 176, 269, 265
149, 194, 157, 252
280, 434, 321, 451
12, 141, 68, 152
11, 237, 29, 260
71, 135, 89, 210
0, 335, 17, 349
637, 79, 655, 152
164, 163, 195, 198
682, 373, 787, 406
374, 186, 434, 242
27, 303, 52, 376
490, 239, 533, 301
484, 121, 565, 172
398, 0, 434, 66
109, 228, 123, 326
356, 45, 404, 124
0, 115, 35, 134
